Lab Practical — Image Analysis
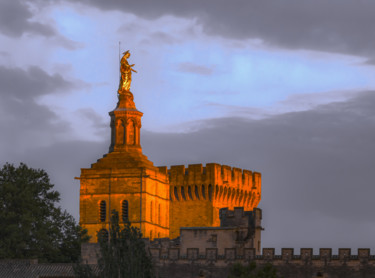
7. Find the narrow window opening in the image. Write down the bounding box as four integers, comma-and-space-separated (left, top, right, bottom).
99, 200, 106, 222
127, 120, 135, 145
122, 200, 129, 222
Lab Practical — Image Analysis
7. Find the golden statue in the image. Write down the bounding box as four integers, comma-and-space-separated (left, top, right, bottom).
118, 50, 137, 93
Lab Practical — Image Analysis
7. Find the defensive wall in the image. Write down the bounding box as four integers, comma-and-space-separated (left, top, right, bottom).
80, 243, 375, 278
156, 163, 262, 238
150, 247, 375, 278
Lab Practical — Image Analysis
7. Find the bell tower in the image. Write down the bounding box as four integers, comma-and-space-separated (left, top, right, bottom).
109, 92, 142, 153
79, 51, 170, 241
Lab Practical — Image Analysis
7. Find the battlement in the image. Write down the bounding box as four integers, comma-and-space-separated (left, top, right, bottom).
148, 246, 375, 263
220, 207, 262, 228
162, 163, 261, 210
164, 163, 261, 188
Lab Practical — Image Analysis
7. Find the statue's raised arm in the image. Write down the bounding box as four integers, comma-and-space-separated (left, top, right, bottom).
118, 50, 137, 93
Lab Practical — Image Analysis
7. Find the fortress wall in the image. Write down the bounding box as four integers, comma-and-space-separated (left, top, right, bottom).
169, 199, 214, 239
179, 227, 253, 256
163, 163, 262, 238
148, 247, 375, 278
148, 246, 375, 264
80, 241, 375, 278
164, 163, 262, 210
81, 243, 375, 278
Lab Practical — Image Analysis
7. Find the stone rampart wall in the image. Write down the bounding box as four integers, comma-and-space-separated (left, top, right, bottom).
150, 247, 375, 263
151, 247, 375, 278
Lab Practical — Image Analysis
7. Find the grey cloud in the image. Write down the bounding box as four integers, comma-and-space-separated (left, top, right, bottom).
176, 62, 213, 75
0, 65, 83, 155
53, 35, 86, 51
0, 0, 55, 37
0, 51, 10, 57
73, 0, 375, 59
0, 65, 79, 100
76, 108, 107, 136
364, 58, 375, 65
149, 31, 178, 45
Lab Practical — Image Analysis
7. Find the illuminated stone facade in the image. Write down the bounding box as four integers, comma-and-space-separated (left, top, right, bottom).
79, 92, 170, 241
79, 89, 261, 242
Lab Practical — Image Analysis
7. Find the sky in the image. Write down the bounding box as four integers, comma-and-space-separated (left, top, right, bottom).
1, 0, 375, 254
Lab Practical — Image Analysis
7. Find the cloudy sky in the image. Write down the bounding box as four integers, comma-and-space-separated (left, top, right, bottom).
1, 0, 375, 254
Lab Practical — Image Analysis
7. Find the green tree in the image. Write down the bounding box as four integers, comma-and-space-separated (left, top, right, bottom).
0, 162, 89, 263
97, 210, 154, 278
228, 261, 281, 278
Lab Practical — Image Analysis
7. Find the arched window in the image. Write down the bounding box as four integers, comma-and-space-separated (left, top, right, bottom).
122, 200, 129, 222
98, 229, 109, 242
127, 120, 135, 145
99, 200, 106, 222
116, 120, 125, 145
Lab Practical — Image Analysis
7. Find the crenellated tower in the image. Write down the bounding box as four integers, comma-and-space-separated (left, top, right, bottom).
163, 163, 261, 238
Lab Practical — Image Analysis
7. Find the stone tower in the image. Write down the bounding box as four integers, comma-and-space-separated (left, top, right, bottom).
166, 163, 261, 238
79, 51, 262, 241
79, 52, 170, 241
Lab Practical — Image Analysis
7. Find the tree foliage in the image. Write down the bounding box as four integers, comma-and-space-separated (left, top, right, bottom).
97, 210, 154, 278
0, 162, 88, 263
228, 261, 282, 278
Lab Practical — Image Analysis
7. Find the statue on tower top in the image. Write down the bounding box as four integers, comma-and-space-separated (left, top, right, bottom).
118, 50, 137, 94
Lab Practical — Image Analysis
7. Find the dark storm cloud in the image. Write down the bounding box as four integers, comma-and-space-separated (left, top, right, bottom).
0, 65, 83, 156
0, 66, 76, 99
0, 0, 55, 37
75, 0, 375, 59
176, 62, 213, 75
